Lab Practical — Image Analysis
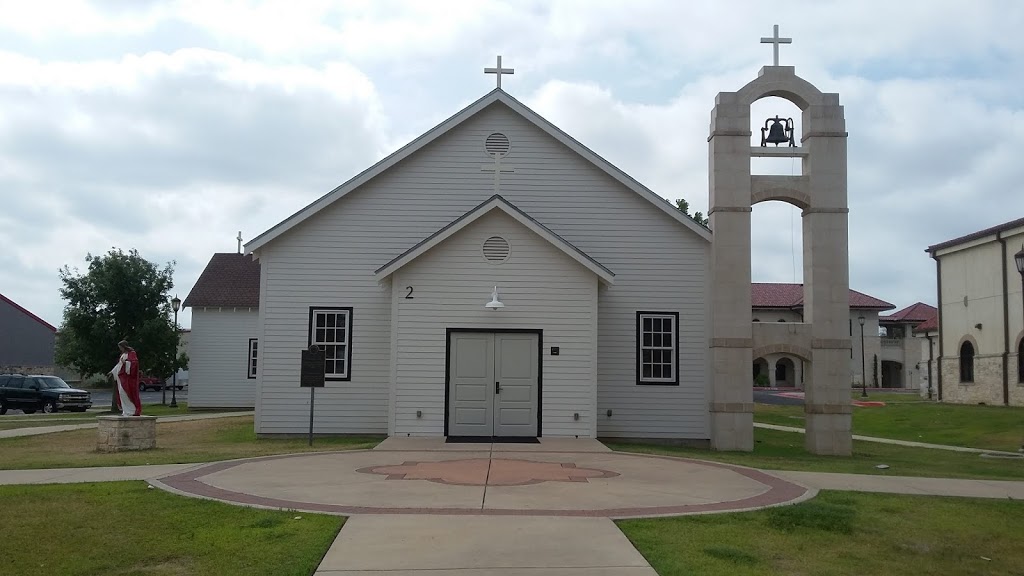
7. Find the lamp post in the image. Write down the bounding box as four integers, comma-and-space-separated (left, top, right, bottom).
858, 315, 867, 398
170, 295, 181, 409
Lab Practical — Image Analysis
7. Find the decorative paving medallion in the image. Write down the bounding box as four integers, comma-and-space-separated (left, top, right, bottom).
357, 458, 620, 486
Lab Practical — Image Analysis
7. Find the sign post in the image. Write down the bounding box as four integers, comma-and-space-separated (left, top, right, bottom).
300, 345, 326, 446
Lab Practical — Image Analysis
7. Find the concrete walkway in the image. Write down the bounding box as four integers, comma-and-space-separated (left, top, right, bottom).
0, 463, 202, 485
0, 411, 254, 439
770, 470, 1024, 499
315, 515, 657, 575
754, 422, 1024, 455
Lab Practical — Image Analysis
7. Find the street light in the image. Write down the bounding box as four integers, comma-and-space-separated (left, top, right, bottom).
858, 315, 867, 398
170, 295, 181, 409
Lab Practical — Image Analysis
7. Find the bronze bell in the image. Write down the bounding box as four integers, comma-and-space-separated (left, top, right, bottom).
761, 116, 795, 147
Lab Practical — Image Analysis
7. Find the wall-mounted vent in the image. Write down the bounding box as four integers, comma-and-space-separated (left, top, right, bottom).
484, 132, 511, 158
482, 236, 511, 263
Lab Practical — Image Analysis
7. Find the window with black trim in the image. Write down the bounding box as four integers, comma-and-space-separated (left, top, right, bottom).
637, 312, 679, 385
309, 307, 353, 380
247, 338, 258, 379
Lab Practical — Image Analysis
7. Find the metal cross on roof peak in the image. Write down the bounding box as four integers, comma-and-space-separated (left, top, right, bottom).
760, 24, 792, 66
484, 55, 514, 89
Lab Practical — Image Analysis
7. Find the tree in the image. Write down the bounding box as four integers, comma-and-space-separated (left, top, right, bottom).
55, 248, 188, 386
674, 198, 709, 227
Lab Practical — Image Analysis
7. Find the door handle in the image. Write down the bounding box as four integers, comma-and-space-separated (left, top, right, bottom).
495, 381, 501, 394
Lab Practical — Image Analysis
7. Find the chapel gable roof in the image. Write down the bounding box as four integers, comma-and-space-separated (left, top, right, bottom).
245, 89, 712, 253
0, 293, 57, 332
751, 283, 895, 311
182, 253, 261, 309
374, 195, 615, 284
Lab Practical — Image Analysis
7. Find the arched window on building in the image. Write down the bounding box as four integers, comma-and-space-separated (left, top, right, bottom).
959, 341, 975, 383
1018, 339, 1023, 383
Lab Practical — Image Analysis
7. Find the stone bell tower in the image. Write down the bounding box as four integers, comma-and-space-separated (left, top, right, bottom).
708, 26, 852, 455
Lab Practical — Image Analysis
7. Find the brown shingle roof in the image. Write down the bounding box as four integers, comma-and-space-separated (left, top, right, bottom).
914, 313, 939, 333
751, 283, 895, 311
881, 302, 937, 323
183, 254, 261, 308
926, 216, 1024, 253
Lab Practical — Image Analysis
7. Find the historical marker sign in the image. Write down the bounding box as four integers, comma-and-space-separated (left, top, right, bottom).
300, 346, 326, 388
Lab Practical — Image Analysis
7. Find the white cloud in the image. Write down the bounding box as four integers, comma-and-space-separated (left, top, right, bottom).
0, 0, 1022, 328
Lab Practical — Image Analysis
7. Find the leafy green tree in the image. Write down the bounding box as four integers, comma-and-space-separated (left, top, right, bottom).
55, 249, 188, 387
674, 198, 709, 227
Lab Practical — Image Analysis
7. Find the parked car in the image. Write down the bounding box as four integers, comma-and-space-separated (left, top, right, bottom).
138, 375, 183, 392
0, 374, 92, 414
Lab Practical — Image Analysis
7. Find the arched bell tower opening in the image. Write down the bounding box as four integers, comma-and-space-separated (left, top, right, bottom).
708, 26, 851, 455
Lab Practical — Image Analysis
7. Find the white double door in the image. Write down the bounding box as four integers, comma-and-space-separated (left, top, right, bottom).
448, 332, 539, 438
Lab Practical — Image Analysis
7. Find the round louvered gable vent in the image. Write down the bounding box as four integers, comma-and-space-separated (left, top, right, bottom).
484, 132, 511, 158
482, 236, 510, 263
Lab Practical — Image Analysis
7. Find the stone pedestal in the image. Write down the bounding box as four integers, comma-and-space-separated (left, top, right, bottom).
97, 416, 157, 452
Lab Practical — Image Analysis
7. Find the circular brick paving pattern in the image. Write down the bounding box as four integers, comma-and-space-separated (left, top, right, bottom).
153, 450, 813, 518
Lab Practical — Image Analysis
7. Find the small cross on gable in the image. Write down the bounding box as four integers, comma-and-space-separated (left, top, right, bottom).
760, 24, 792, 66
484, 55, 514, 89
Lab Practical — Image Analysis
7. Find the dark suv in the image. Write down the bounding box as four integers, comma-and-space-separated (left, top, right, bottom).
0, 374, 93, 414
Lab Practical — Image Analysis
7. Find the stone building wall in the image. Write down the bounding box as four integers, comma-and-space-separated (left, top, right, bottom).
939, 355, 1007, 405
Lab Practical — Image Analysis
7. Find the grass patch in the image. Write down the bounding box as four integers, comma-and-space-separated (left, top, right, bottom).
0, 404, 194, 428
0, 482, 342, 576
0, 416, 382, 470
755, 398, 1024, 452
608, 427, 1024, 480
618, 491, 1024, 576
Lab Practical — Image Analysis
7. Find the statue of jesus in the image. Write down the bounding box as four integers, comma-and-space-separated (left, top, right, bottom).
110, 340, 143, 416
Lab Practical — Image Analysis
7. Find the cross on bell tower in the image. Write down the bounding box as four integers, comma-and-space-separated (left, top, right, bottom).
760, 24, 792, 66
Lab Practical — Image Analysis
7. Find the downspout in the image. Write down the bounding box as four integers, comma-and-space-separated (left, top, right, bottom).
933, 254, 943, 401
925, 333, 934, 400
998, 231, 1010, 405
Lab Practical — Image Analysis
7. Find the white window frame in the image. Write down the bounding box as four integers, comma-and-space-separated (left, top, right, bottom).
309, 307, 353, 380
247, 338, 258, 379
637, 312, 679, 385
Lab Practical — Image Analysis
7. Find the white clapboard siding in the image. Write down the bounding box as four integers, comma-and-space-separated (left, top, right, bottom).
255, 101, 708, 439
188, 308, 259, 409
392, 210, 597, 437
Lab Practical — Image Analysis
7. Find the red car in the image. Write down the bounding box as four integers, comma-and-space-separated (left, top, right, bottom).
138, 375, 182, 392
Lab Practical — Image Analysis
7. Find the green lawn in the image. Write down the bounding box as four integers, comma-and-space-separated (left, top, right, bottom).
0, 482, 342, 576
609, 427, 1024, 480
618, 490, 1024, 576
0, 416, 382, 469
755, 397, 1024, 452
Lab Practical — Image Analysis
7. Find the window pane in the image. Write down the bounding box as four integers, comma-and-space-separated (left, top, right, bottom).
642, 349, 651, 363
316, 314, 326, 328
642, 364, 652, 378
652, 364, 662, 379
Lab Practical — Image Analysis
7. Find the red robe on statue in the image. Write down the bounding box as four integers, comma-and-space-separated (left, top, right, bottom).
115, 350, 143, 416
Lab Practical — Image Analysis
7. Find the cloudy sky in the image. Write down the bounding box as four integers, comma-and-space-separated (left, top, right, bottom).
1, 0, 1022, 329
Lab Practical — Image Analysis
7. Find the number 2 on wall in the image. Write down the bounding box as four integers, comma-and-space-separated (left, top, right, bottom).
405, 286, 414, 299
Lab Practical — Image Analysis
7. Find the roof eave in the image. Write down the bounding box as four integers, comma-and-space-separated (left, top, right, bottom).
373, 196, 615, 285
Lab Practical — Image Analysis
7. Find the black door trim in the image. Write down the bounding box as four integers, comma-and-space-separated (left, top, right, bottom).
444, 328, 543, 438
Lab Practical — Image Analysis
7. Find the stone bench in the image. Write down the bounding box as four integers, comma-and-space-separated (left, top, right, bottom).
97, 415, 157, 452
